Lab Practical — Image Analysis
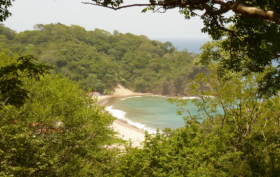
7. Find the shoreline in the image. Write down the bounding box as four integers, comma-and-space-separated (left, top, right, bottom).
112, 119, 145, 147
95, 85, 198, 146
95, 85, 151, 147
96, 84, 152, 105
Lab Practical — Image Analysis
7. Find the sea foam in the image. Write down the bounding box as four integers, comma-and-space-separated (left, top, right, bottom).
120, 96, 142, 101
181, 96, 214, 99
105, 105, 157, 134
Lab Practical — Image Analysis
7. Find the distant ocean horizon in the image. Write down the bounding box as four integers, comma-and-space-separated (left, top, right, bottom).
151, 38, 210, 53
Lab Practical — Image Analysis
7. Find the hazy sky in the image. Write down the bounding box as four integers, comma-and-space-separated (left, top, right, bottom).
3, 0, 210, 39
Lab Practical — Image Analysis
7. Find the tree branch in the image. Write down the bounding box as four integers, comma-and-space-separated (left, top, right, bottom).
82, 2, 155, 10
262, 117, 268, 141
232, 2, 280, 25
82, 0, 210, 11
83, 0, 280, 25
203, 3, 231, 16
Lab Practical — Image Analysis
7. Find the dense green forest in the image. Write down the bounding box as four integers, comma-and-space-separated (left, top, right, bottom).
2, 0, 280, 175
0, 52, 120, 176
0, 23, 207, 95
2, 49, 280, 176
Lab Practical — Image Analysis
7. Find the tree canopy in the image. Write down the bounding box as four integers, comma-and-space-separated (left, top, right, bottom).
0, 23, 208, 95
1, 0, 280, 95
83, 0, 280, 96
0, 52, 118, 176
0, 52, 51, 108
2, 1, 280, 175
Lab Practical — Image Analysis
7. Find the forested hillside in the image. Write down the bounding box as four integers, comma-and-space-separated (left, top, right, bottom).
0, 23, 208, 95
0, 52, 120, 176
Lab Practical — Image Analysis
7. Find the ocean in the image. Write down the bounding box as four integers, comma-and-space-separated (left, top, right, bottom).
105, 96, 206, 133
151, 38, 210, 53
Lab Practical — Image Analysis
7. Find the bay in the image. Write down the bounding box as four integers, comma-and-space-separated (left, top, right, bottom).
105, 96, 205, 133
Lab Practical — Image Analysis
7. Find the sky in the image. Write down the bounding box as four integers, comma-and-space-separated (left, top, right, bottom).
3, 0, 210, 39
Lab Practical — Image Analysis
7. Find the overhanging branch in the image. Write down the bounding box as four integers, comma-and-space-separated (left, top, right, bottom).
82, 0, 210, 11
83, 0, 280, 25
233, 2, 280, 25
203, 3, 230, 16
82, 2, 154, 10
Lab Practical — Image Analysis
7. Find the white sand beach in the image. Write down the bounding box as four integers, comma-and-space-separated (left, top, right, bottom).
113, 120, 145, 147
97, 84, 149, 104
96, 84, 151, 147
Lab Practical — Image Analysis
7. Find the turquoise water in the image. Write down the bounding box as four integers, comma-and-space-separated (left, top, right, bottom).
105, 96, 205, 133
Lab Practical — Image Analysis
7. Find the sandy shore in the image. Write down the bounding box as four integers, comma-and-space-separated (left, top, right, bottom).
113, 119, 145, 147
97, 84, 150, 105
95, 84, 151, 147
